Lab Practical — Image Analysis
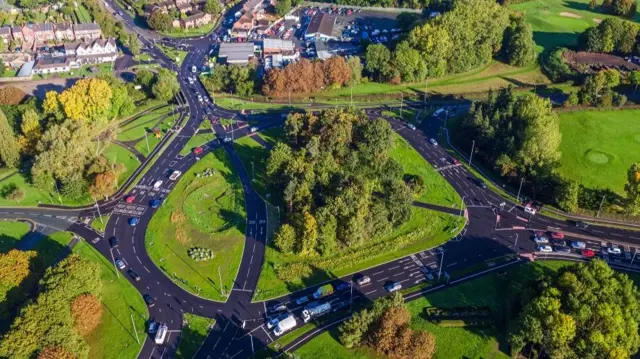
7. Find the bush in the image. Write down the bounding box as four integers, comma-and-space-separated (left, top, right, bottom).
71, 294, 103, 336
0, 86, 26, 105
187, 247, 214, 261
275, 262, 312, 282
37, 346, 76, 359
541, 48, 575, 82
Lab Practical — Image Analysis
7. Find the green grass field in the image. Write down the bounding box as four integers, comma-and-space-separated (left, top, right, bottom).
0, 221, 30, 252
73, 240, 147, 359
179, 132, 215, 156
75, 4, 93, 23
145, 150, 245, 301
176, 314, 214, 359
295, 261, 573, 359
158, 45, 188, 64
510, 0, 640, 53
134, 114, 180, 157
556, 109, 640, 196
162, 22, 215, 38
118, 107, 175, 143
90, 215, 110, 233
101, 144, 141, 186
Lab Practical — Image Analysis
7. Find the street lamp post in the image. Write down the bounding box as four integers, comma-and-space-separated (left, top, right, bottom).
468, 140, 475, 166
218, 266, 225, 296
513, 233, 519, 253
437, 250, 445, 282
130, 313, 140, 344
516, 178, 524, 202
458, 196, 466, 217
94, 198, 103, 225
53, 181, 62, 205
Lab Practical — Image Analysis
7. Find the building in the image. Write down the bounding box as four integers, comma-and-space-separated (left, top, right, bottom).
0, 53, 32, 69
73, 23, 102, 40
63, 38, 117, 64
232, 13, 254, 38
17, 60, 34, 78
0, 26, 11, 44
32, 56, 71, 74
178, 11, 212, 29
304, 13, 337, 40
263, 38, 295, 55
54, 23, 75, 41
177, 1, 193, 14
11, 26, 23, 43
33, 23, 56, 42
243, 0, 262, 12
218, 42, 255, 65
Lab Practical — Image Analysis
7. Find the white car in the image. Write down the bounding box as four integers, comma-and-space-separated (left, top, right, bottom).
407, 124, 416, 130
533, 236, 549, 244
223, 137, 232, 143
153, 180, 163, 190
607, 246, 622, 255
429, 138, 438, 146
192, 65, 197, 73
356, 276, 371, 286
250, 126, 258, 133
115, 259, 126, 270
169, 170, 182, 181
537, 245, 553, 253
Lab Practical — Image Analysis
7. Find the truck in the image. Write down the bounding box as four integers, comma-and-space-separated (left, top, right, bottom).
302, 302, 331, 323
273, 314, 297, 336
312, 284, 334, 300
154, 323, 168, 344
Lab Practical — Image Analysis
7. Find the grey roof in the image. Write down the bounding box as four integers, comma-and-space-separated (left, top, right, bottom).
55, 23, 73, 31
263, 38, 294, 52
35, 23, 54, 32
74, 23, 101, 32
306, 13, 336, 37
219, 42, 254, 63
0, 26, 10, 35
18, 60, 34, 77
34, 57, 70, 69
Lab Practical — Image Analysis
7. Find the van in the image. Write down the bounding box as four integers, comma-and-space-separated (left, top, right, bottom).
154, 323, 168, 344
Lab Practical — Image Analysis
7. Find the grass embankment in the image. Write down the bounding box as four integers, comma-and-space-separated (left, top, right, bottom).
239, 131, 462, 301
101, 144, 141, 185
117, 106, 179, 157
295, 261, 573, 359
0, 221, 31, 251
176, 314, 215, 359
179, 132, 216, 156
161, 23, 215, 38
157, 44, 188, 64
556, 109, 640, 196
145, 150, 245, 301
90, 215, 110, 233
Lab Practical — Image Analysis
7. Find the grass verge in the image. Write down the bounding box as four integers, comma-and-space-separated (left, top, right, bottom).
176, 313, 215, 359
179, 132, 215, 156
90, 215, 111, 233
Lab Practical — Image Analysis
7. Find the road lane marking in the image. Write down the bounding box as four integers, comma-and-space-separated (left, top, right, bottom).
365, 289, 377, 295
372, 271, 384, 276
376, 277, 389, 282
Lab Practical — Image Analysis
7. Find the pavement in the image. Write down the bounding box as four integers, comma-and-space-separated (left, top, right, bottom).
2, 2, 640, 359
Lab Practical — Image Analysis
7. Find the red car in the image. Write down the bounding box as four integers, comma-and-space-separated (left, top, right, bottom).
550, 232, 565, 240
451, 158, 460, 165
125, 195, 136, 204
581, 249, 596, 258
193, 147, 203, 155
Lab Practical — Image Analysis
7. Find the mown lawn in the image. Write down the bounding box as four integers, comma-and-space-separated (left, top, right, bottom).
101, 143, 141, 186
162, 22, 215, 38
179, 132, 215, 156
134, 114, 181, 157
118, 107, 175, 143
0, 168, 88, 207
145, 150, 245, 301
0, 221, 30, 252
176, 313, 215, 359
73, 240, 147, 359
90, 215, 111, 233
295, 261, 574, 359
556, 109, 640, 196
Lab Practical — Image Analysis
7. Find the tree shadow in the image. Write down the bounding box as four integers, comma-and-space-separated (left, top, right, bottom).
533, 31, 580, 53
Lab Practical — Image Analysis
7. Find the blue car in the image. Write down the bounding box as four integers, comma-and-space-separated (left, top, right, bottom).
150, 199, 161, 208
336, 281, 352, 291
128, 217, 139, 226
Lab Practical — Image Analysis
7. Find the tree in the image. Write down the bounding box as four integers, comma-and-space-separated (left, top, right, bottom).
365, 44, 392, 81
407, 23, 452, 78
0, 86, 26, 105
37, 346, 77, 359
0, 109, 20, 168
298, 211, 318, 255
17, 108, 42, 156
609, 0, 636, 16
275, 0, 291, 16
204, 0, 223, 15
503, 16, 537, 67
110, 85, 135, 119
630, 71, 640, 95
71, 294, 103, 335
578, 69, 621, 107
274, 224, 296, 254
589, 0, 598, 8
128, 33, 140, 57
5, 186, 25, 203
147, 10, 172, 32
556, 179, 579, 212
152, 68, 180, 101
393, 42, 427, 82
625, 162, 640, 215
339, 292, 405, 348
346, 56, 362, 85
508, 260, 640, 358
57, 78, 113, 124
88, 171, 117, 200
0, 249, 36, 287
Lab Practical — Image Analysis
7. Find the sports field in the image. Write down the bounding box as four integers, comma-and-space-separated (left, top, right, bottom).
556, 110, 640, 196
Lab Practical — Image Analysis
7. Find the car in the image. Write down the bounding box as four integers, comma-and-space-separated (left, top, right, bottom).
537, 245, 553, 253
153, 180, 163, 190
169, 170, 182, 181
143, 294, 155, 307
533, 230, 545, 236
115, 259, 126, 270
475, 179, 487, 189
193, 146, 203, 155
223, 137, 232, 143
550, 232, 565, 240
581, 249, 596, 258
109, 237, 119, 248
607, 246, 622, 255
570, 241, 586, 249
267, 312, 290, 329
268, 303, 287, 314
407, 123, 416, 130
128, 217, 139, 226
336, 282, 351, 291
125, 195, 136, 204
429, 138, 438, 146
128, 269, 141, 281
420, 267, 434, 280
192, 65, 197, 73
533, 236, 549, 244
553, 245, 572, 254
148, 321, 158, 334
295, 296, 309, 305
573, 220, 588, 229
356, 275, 371, 286
385, 282, 402, 292
150, 199, 161, 208
250, 126, 258, 133
450, 158, 460, 165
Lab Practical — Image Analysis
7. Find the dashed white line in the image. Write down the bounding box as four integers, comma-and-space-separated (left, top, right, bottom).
365, 289, 377, 295
376, 277, 389, 282
372, 271, 384, 276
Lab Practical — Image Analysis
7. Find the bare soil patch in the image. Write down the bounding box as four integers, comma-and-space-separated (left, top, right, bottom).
562, 50, 640, 73
559, 11, 582, 18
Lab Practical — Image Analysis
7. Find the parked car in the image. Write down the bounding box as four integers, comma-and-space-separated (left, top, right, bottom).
125, 195, 136, 204
385, 282, 402, 292
356, 275, 371, 286
537, 245, 553, 253
150, 199, 161, 208
115, 259, 126, 270
429, 138, 438, 146
581, 249, 596, 258
533, 236, 549, 244
169, 170, 182, 181
109, 237, 119, 248
128, 269, 141, 281
607, 246, 622, 255
553, 245, 572, 254
128, 217, 139, 226
143, 294, 155, 307
295, 296, 310, 305
570, 241, 586, 249
550, 232, 565, 240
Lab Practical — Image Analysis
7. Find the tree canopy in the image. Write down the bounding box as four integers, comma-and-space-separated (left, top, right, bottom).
580, 18, 639, 54
508, 260, 640, 359
152, 68, 180, 102
503, 15, 537, 67
262, 57, 352, 97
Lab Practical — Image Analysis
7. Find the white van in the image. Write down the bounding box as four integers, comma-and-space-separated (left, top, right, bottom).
154, 323, 168, 344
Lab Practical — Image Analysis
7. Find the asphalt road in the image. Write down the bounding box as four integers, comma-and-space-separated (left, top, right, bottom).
2, 2, 640, 359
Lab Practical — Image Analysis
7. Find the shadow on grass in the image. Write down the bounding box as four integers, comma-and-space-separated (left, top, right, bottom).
533, 31, 580, 53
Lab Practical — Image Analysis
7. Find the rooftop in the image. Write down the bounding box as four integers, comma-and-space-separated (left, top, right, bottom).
74, 23, 101, 32
219, 42, 255, 63
306, 13, 336, 37
34, 57, 70, 69
263, 38, 295, 52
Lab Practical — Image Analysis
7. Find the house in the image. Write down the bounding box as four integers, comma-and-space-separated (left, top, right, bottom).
263, 38, 295, 55
304, 13, 337, 40
0, 26, 11, 44
54, 23, 75, 41
218, 42, 255, 65
232, 13, 254, 38
33, 24, 56, 42
179, 11, 212, 29
177, 1, 193, 14
20, 25, 36, 44
243, 0, 262, 12
175, 0, 191, 6
11, 26, 23, 43
32, 57, 71, 74
73, 23, 102, 40
64, 38, 117, 56
0, 53, 32, 69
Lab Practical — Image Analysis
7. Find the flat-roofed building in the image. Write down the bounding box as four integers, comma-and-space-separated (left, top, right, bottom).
218, 42, 255, 65
304, 13, 337, 40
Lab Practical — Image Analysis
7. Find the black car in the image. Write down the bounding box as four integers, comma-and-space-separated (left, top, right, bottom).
336, 281, 352, 291
476, 179, 487, 189
109, 237, 119, 248
128, 269, 141, 281
574, 221, 588, 229
553, 245, 572, 254
143, 294, 155, 307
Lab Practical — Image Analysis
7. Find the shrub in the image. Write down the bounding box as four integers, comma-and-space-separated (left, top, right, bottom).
0, 86, 26, 105
275, 262, 312, 282
71, 294, 103, 336
37, 346, 76, 359
187, 247, 214, 261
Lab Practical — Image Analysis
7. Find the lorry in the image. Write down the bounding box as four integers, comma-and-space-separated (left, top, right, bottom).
302, 302, 331, 323
312, 284, 334, 300
273, 314, 297, 336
